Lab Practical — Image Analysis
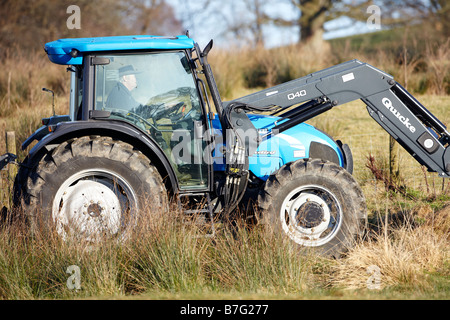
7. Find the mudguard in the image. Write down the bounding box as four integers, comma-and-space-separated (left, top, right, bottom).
25, 120, 179, 192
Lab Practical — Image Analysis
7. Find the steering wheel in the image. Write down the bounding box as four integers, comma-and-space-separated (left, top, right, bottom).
153, 102, 186, 121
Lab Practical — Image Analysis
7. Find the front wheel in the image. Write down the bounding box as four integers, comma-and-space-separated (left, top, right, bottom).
258, 158, 367, 258
17, 136, 168, 241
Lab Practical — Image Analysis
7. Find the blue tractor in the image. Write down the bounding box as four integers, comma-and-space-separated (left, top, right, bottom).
3, 34, 449, 257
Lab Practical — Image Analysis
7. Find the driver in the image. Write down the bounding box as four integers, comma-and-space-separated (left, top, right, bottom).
106, 65, 141, 111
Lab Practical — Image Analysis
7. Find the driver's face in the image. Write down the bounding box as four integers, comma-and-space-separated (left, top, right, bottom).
123, 74, 137, 90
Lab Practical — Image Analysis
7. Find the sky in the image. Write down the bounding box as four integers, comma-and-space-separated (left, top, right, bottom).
166, 0, 380, 49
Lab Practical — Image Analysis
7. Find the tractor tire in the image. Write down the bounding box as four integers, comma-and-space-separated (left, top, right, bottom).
15, 135, 168, 241
258, 158, 367, 258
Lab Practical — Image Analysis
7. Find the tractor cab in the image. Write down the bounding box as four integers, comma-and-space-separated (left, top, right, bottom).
47, 35, 211, 191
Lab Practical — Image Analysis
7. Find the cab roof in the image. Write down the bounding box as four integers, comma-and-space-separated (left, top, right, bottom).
44, 35, 195, 65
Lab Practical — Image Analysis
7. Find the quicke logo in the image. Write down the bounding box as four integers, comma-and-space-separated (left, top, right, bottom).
382, 97, 416, 133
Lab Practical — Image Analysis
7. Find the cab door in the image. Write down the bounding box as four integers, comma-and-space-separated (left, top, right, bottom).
93, 51, 210, 191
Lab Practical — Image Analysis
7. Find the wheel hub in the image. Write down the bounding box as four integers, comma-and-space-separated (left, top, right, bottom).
288, 193, 331, 237
281, 186, 342, 247
87, 203, 103, 218
296, 201, 324, 228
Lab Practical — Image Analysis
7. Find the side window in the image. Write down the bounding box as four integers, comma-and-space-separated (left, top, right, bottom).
94, 52, 208, 190
69, 67, 83, 121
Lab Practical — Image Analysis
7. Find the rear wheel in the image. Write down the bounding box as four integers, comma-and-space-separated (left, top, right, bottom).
17, 136, 168, 241
258, 158, 367, 258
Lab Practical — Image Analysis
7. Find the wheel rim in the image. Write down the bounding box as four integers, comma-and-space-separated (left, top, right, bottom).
280, 184, 343, 247
52, 169, 138, 241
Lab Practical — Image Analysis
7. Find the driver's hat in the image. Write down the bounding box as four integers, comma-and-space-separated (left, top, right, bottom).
119, 65, 141, 77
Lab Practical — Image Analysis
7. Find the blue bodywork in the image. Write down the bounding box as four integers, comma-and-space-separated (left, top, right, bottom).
211, 113, 344, 181
45, 35, 195, 65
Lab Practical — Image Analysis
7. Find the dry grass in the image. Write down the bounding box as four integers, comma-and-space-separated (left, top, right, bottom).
0, 48, 69, 160
0, 206, 321, 299
426, 39, 450, 95
0, 202, 447, 299
331, 207, 449, 292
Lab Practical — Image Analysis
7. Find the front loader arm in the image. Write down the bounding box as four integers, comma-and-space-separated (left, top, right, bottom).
226, 59, 450, 177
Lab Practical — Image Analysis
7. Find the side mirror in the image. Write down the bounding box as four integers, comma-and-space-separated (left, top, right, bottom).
202, 40, 213, 58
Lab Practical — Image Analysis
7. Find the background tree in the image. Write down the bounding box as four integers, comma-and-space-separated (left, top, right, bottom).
121, 0, 182, 35
0, 0, 182, 56
271, 0, 373, 50
375, 0, 449, 37
175, 0, 372, 49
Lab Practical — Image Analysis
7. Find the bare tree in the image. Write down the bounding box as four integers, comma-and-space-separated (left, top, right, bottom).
236, 0, 269, 47
269, 0, 373, 49
0, 0, 126, 53
297, 0, 333, 48
122, 0, 183, 35
375, 0, 449, 37
180, 0, 371, 48
0, 0, 182, 55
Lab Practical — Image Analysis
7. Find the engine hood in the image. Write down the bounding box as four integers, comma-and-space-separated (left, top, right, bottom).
210, 113, 344, 180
